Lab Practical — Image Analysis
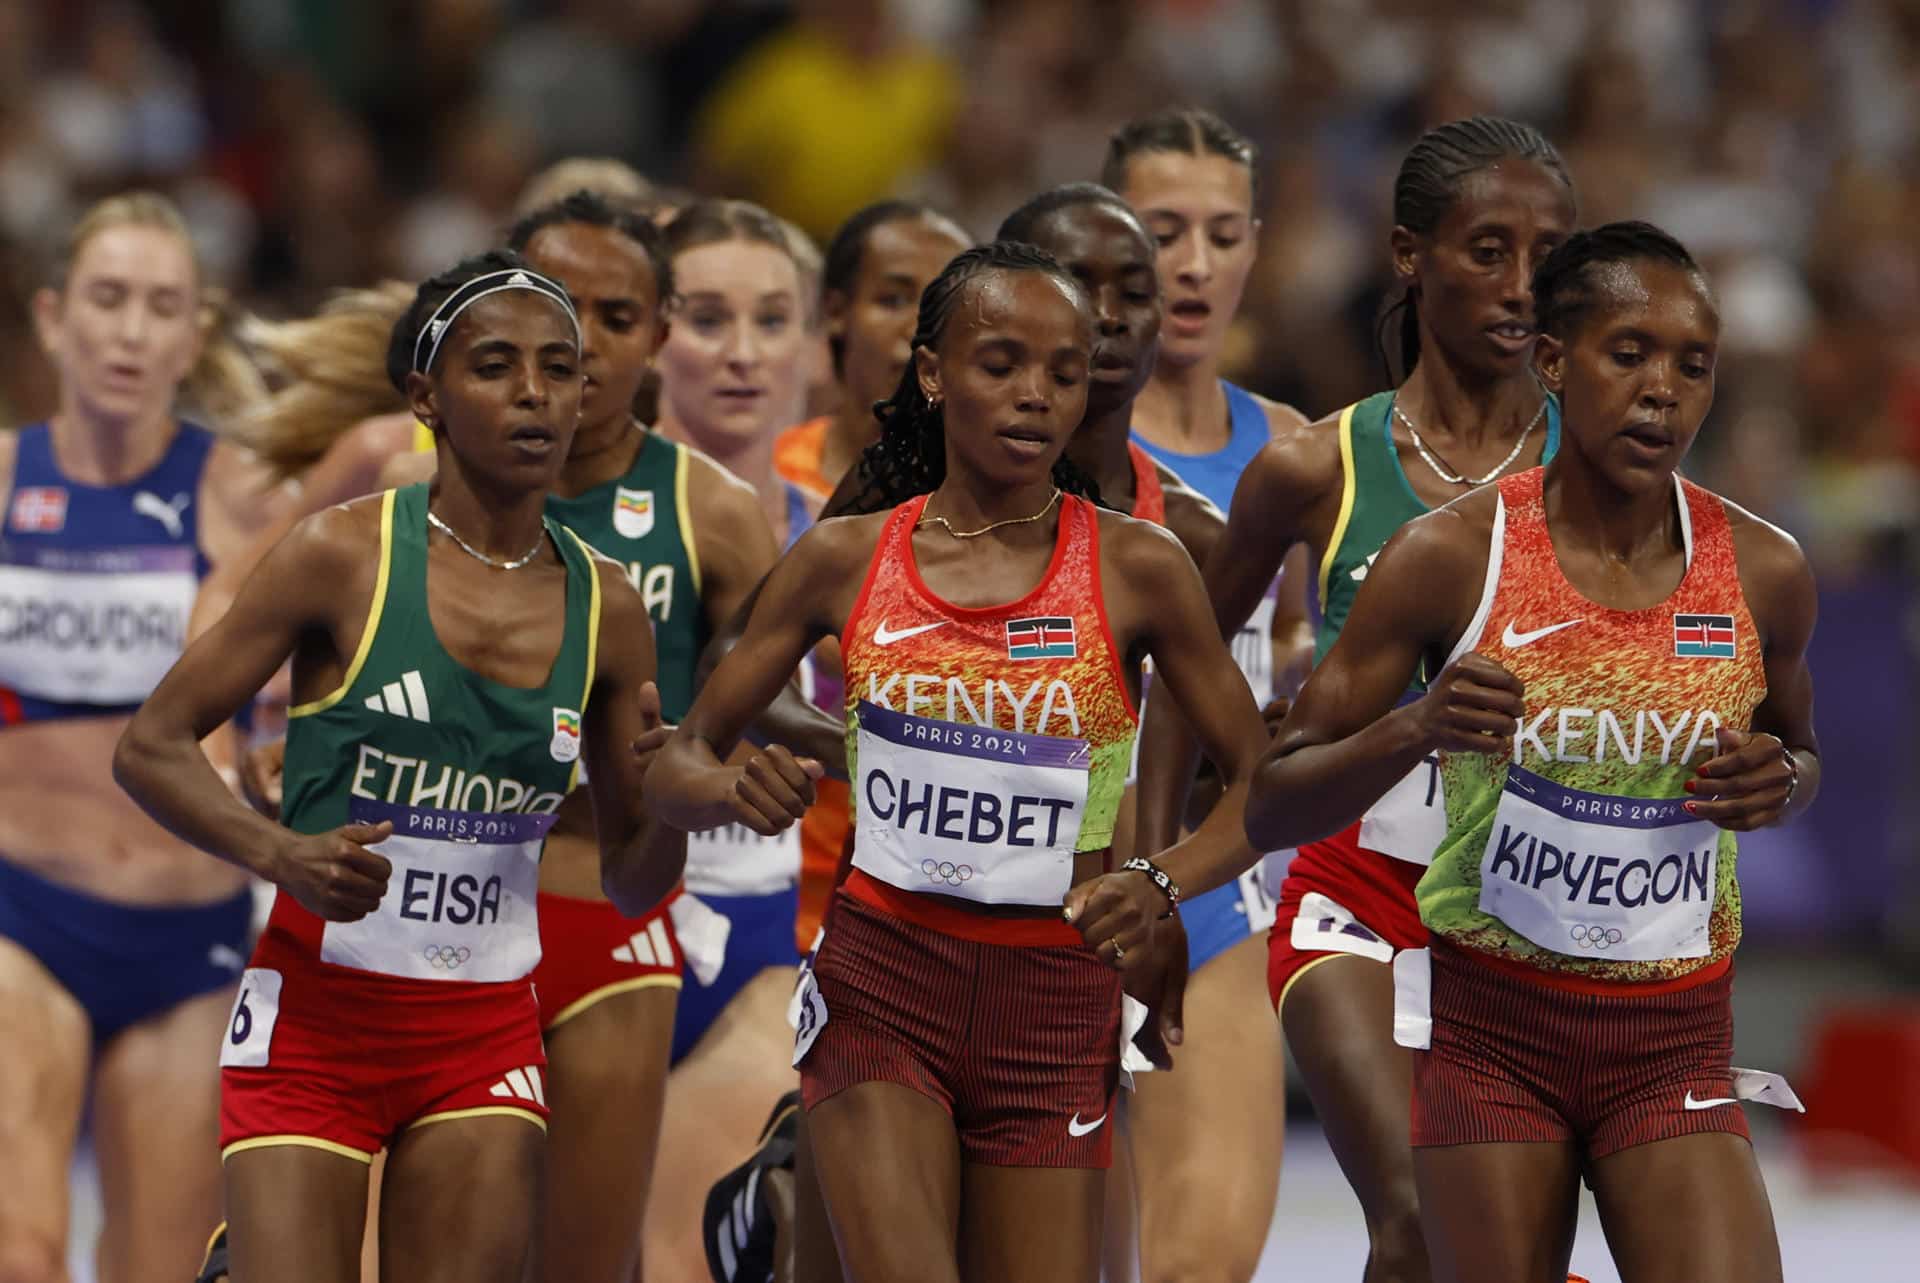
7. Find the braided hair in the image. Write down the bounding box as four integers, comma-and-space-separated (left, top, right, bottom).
1101, 107, 1257, 202
1532, 221, 1703, 340
1379, 116, 1574, 382
843, 241, 1104, 515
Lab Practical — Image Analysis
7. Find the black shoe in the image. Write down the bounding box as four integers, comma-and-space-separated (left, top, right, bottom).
702, 1090, 801, 1283
195, 1222, 230, 1283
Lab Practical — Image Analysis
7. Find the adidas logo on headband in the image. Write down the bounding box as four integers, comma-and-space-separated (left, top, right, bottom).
411, 266, 581, 376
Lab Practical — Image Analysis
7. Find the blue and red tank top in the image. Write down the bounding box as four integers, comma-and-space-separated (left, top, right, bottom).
0, 422, 214, 724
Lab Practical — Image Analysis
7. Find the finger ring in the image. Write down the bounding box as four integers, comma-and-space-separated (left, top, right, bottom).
1111, 941, 1126, 963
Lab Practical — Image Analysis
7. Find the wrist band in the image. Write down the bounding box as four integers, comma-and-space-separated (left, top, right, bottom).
1120, 857, 1181, 916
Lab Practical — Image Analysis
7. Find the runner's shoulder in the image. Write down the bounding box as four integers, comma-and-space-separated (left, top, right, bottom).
1150, 467, 1226, 564
1096, 504, 1202, 587
1238, 409, 1343, 513
1380, 486, 1498, 584
1716, 491, 1816, 632
788, 508, 893, 576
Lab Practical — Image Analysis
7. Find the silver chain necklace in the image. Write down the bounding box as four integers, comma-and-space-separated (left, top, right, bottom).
1393, 398, 1547, 486
427, 509, 546, 570
917, 488, 1062, 539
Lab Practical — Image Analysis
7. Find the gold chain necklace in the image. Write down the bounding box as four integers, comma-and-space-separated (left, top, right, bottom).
917, 488, 1062, 539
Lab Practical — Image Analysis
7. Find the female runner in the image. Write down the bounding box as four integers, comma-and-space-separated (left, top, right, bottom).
1099, 107, 1310, 1283
1132, 115, 1577, 1282
702, 183, 1219, 1283
1245, 221, 1817, 1283
777, 200, 970, 949
114, 251, 681, 1283
641, 196, 843, 1276
331, 191, 802, 1282
0, 191, 275, 1282
646, 239, 1267, 1283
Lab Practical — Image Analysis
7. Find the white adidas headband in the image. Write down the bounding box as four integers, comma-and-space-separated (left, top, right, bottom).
411, 267, 582, 376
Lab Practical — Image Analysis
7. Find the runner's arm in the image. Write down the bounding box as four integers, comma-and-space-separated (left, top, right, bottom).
646, 520, 865, 833
581, 559, 689, 915
1270, 543, 1317, 696
689, 460, 848, 774
1247, 509, 1508, 849
115, 506, 367, 878
1114, 521, 1270, 902
1688, 517, 1821, 830
1134, 439, 1320, 857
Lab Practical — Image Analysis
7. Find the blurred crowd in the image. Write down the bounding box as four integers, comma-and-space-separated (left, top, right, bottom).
2, 0, 1917, 579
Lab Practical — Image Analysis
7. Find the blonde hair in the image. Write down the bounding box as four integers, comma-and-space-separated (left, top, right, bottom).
232, 281, 415, 479
514, 158, 654, 219
53, 190, 266, 427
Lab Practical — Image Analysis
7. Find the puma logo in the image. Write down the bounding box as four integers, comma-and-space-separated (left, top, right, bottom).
133, 491, 191, 539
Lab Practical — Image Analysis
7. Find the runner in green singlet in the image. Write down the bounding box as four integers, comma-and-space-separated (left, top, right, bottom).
1129, 116, 1578, 1283
115, 250, 683, 1283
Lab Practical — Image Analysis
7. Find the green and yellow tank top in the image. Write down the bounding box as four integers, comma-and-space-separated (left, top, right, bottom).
1311, 390, 1561, 867
272, 484, 600, 982
1420, 468, 1767, 985
837, 495, 1137, 911
542, 432, 705, 723
1316, 390, 1562, 666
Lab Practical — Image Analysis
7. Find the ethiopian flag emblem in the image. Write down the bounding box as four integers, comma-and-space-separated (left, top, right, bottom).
613, 486, 655, 538
551, 707, 583, 762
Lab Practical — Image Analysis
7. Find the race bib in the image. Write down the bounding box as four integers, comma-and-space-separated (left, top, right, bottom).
219, 967, 282, 1068
1359, 753, 1447, 866
1391, 947, 1433, 1049
319, 799, 550, 982
1477, 764, 1718, 963
0, 545, 196, 703
790, 962, 828, 1066
1289, 890, 1395, 964
685, 820, 801, 898
853, 700, 1089, 907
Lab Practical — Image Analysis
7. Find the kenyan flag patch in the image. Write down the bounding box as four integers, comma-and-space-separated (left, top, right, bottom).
1005, 616, 1076, 660
1673, 613, 1736, 660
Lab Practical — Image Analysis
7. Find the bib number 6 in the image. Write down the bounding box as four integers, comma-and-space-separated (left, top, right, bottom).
219, 968, 284, 1069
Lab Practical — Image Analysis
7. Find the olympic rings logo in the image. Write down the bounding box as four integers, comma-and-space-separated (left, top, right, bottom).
1568, 925, 1624, 950
921, 859, 974, 887
423, 944, 473, 969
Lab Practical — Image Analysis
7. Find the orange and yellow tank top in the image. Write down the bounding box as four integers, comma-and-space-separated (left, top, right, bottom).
839, 494, 1137, 914
1420, 468, 1767, 986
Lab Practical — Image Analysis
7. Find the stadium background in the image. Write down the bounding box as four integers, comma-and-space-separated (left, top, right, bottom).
3, 1, 1916, 1278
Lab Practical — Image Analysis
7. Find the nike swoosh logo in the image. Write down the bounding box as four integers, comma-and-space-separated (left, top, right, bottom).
1066, 1111, 1107, 1137
1502, 619, 1583, 648
872, 620, 949, 646
1684, 1091, 1738, 1111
